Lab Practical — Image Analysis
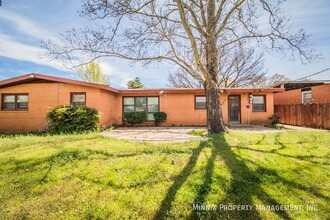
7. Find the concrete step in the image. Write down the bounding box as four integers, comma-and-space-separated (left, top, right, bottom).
228, 123, 253, 128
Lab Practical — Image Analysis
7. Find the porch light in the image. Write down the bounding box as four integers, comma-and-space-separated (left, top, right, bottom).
249, 94, 253, 104
248, 94, 253, 125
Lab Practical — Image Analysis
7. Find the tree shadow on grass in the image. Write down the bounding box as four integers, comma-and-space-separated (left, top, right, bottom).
209, 134, 292, 220
153, 142, 206, 219
154, 133, 294, 220
239, 156, 330, 201
0, 146, 200, 199
0, 147, 194, 173
234, 136, 330, 166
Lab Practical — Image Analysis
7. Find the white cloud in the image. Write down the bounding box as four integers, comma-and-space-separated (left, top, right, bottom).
0, 9, 57, 41
99, 61, 134, 87
0, 9, 135, 87
0, 9, 70, 71
0, 33, 69, 71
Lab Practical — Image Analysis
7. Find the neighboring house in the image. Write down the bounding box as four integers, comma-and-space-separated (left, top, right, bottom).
0, 73, 283, 132
272, 80, 330, 105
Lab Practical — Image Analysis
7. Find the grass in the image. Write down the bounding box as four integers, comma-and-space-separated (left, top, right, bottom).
188, 129, 206, 136
0, 131, 329, 219
266, 124, 286, 130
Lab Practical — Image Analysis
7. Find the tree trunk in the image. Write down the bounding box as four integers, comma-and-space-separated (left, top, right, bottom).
205, 81, 226, 133
204, 0, 226, 134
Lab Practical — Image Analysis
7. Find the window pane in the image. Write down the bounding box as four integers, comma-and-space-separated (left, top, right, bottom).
17, 95, 28, 103
196, 96, 206, 103
148, 97, 158, 105
303, 98, 311, 104
195, 96, 206, 109
124, 97, 134, 105
253, 96, 264, 104
148, 105, 159, 113
253, 104, 265, 111
3, 103, 15, 110
16, 95, 28, 110
17, 103, 28, 109
253, 96, 265, 111
73, 102, 85, 106
196, 102, 206, 109
304, 93, 311, 99
302, 92, 312, 104
147, 97, 159, 113
3, 95, 15, 110
4, 95, 15, 103
72, 94, 85, 102
72, 94, 86, 106
135, 97, 147, 112
124, 106, 134, 112
147, 113, 155, 121
135, 97, 147, 106
136, 107, 146, 112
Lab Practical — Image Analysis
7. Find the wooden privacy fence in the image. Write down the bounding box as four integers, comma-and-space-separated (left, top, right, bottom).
274, 103, 330, 130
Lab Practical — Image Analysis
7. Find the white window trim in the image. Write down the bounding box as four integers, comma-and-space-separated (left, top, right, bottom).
301, 91, 312, 104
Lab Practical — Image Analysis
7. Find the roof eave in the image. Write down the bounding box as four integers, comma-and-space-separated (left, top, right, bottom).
0, 73, 285, 94
0, 73, 120, 93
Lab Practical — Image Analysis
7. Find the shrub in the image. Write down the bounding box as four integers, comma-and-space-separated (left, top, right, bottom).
124, 111, 146, 126
269, 113, 280, 126
47, 105, 100, 134
153, 112, 167, 126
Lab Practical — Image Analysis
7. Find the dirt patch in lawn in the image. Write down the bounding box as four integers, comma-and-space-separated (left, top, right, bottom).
101, 127, 207, 143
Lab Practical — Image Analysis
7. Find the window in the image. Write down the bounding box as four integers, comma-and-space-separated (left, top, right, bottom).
3, 95, 15, 110
71, 93, 86, 106
302, 91, 312, 104
195, 96, 206, 109
252, 95, 266, 112
2, 94, 28, 111
123, 97, 159, 121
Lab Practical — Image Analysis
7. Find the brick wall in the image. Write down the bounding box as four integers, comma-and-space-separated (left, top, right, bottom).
274, 89, 302, 105
119, 92, 274, 126
220, 92, 273, 125
274, 84, 330, 105
0, 82, 276, 132
0, 83, 118, 132
311, 84, 330, 103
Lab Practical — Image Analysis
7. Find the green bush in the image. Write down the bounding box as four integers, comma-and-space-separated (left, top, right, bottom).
47, 105, 100, 134
124, 111, 146, 126
153, 112, 167, 126
269, 113, 280, 126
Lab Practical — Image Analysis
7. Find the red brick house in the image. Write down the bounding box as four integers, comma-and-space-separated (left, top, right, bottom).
273, 80, 330, 105
0, 73, 283, 132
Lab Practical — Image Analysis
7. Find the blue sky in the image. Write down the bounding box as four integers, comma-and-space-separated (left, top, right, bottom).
0, 0, 329, 88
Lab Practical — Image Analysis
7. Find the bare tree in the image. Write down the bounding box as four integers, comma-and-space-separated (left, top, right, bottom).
43, 0, 314, 133
167, 45, 265, 88
250, 73, 291, 87
167, 69, 203, 88
266, 73, 291, 86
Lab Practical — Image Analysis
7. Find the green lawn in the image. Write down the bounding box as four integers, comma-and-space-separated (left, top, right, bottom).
0, 131, 329, 220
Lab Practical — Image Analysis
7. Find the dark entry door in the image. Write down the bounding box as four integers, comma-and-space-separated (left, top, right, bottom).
228, 95, 240, 123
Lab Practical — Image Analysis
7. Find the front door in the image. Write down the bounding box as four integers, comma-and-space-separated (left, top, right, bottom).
228, 95, 240, 123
